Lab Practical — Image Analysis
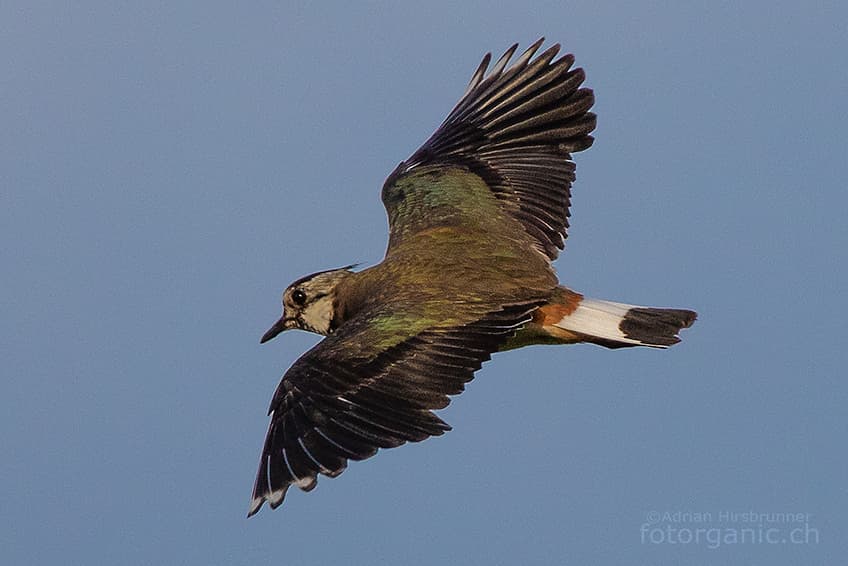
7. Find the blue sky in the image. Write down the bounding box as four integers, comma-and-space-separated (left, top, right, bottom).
2, 2, 846, 565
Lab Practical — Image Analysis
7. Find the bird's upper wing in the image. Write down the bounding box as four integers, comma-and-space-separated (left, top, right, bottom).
248, 300, 540, 516
382, 38, 596, 261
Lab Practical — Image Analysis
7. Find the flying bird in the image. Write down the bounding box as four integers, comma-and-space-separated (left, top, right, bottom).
249, 39, 696, 516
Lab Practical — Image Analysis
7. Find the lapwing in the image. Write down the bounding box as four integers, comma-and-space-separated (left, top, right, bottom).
249, 39, 697, 516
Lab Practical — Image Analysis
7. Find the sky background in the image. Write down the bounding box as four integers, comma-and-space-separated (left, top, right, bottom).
2, 2, 846, 565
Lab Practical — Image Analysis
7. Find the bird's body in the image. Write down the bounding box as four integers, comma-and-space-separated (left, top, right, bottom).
347, 166, 557, 329
249, 39, 696, 516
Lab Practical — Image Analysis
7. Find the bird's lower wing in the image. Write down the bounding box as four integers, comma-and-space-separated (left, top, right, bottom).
248, 301, 540, 516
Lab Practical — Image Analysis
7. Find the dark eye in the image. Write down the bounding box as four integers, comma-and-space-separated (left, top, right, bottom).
291, 289, 307, 305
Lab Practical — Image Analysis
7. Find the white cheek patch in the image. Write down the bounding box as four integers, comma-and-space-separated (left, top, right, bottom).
301, 297, 334, 335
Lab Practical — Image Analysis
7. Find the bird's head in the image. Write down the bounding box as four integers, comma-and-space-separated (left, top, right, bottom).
260, 266, 356, 343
